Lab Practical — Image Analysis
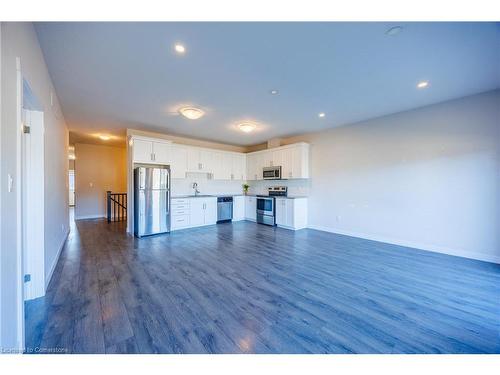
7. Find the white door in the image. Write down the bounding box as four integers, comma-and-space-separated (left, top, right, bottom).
153, 142, 171, 164
199, 149, 216, 173
231, 154, 246, 180
187, 147, 201, 171
233, 196, 245, 221
68, 170, 75, 206
204, 198, 218, 225
245, 196, 257, 220
190, 198, 205, 226
22, 109, 45, 301
213, 152, 232, 180
133, 139, 153, 163
170, 144, 188, 178
275, 198, 286, 226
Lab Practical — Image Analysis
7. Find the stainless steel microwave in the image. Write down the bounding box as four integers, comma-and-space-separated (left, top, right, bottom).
263, 166, 282, 180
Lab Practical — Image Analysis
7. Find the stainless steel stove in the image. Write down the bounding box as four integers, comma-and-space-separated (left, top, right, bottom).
256, 186, 287, 226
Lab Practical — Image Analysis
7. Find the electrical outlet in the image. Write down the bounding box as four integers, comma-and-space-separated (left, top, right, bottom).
336, 215, 341, 222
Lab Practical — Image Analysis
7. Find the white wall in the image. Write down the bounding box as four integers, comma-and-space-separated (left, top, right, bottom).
272, 90, 499, 263
1, 22, 69, 349
74, 143, 126, 219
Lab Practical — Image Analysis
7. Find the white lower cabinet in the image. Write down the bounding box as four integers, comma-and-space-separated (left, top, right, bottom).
233, 196, 245, 221
190, 197, 217, 227
171, 197, 217, 231
244, 196, 257, 221
171, 198, 191, 230
275, 197, 308, 230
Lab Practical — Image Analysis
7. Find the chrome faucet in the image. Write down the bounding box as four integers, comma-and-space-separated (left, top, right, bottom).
192, 182, 200, 196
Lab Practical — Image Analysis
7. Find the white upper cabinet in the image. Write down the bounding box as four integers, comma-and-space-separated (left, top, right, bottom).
212, 152, 233, 180
132, 139, 154, 163
246, 143, 310, 180
129, 136, 311, 181
152, 142, 171, 164
132, 138, 172, 165
231, 153, 246, 180
246, 152, 264, 181
170, 144, 188, 179
187, 147, 218, 173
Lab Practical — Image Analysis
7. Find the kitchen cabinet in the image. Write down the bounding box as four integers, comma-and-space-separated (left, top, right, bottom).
244, 196, 257, 221
132, 137, 172, 165
246, 152, 263, 181
171, 198, 191, 230
170, 144, 188, 179
275, 197, 308, 230
212, 152, 233, 180
233, 196, 245, 221
189, 197, 217, 227
231, 154, 246, 180
245, 142, 310, 180
132, 139, 154, 163
187, 147, 217, 173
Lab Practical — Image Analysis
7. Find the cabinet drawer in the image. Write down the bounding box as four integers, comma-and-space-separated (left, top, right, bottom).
171, 204, 189, 210
172, 208, 189, 216
171, 215, 190, 228
171, 198, 189, 205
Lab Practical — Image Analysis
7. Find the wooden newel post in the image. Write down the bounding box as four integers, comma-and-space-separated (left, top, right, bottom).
107, 191, 112, 222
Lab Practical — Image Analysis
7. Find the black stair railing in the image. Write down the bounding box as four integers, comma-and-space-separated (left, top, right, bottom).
107, 191, 127, 222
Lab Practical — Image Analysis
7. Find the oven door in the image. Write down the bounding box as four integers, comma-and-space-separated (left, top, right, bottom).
257, 197, 274, 216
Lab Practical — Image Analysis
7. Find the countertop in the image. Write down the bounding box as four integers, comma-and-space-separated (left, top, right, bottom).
172, 194, 307, 199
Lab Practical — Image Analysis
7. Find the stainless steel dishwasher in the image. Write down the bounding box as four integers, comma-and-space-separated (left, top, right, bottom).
217, 196, 233, 223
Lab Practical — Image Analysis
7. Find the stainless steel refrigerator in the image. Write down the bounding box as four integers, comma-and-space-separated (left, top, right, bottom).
134, 166, 170, 237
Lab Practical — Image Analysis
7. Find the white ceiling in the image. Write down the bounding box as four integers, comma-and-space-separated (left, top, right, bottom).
35, 22, 500, 146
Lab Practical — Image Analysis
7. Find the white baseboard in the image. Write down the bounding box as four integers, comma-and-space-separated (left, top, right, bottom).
307, 225, 500, 264
45, 228, 69, 289
74, 214, 105, 220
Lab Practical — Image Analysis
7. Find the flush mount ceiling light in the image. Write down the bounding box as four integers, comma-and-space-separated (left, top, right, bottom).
385, 26, 403, 36
179, 107, 205, 120
174, 43, 186, 54
238, 123, 257, 133
99, 135, 111, 141
270, 89, 279, 95
318, 112, 326, 118
417, 80, 429, 89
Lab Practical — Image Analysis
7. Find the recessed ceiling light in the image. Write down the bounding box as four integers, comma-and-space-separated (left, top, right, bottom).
179, 107, 204, 120
270, 89, 279, 95
99, 135, 111, 141
417, 81, 429, 89
318, 112, 326, 118
386, 26, 403, 36
238, 123, 256, 133
174, 43, 186, 54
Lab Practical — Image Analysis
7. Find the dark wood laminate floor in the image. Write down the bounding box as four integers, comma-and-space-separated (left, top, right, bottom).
25, 218, 500, 354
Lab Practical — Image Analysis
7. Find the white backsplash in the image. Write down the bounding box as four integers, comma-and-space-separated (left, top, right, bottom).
171, 172, 244, 196
247, 179, 311, 197
172, 172, 311, 197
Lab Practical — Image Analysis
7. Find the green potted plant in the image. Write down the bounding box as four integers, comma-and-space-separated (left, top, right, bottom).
242, 183, 250, 195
